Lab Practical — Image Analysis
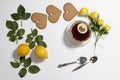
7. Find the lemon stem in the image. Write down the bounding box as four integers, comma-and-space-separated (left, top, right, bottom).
16, 38, 18, 44
20, 19, 23, 27
15, 60, 19, 63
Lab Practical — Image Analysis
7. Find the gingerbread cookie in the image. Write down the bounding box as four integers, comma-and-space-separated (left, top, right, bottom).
46, 5, 62, 23
63, 3, 78, 21
31, 13, 47, 29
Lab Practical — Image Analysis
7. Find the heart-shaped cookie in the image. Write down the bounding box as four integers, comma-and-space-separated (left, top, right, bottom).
31, 13, 47, 29
63, 3, 78, 21
46, 5, 62, 23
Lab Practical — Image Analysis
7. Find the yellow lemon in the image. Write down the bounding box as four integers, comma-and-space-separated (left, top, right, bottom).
89, 11, 98, 19
97, 19, 104, 26
34, 46, 48, 59
79, 7, 88, 16
103, 24, 111, 31
17, 44, 30, 56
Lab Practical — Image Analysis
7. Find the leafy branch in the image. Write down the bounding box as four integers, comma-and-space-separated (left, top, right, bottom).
89, 16, 110, 53
6, 20, 25, 44
10, 57, 40, 78
11, 5, 31, 27
25, 28, 47, 49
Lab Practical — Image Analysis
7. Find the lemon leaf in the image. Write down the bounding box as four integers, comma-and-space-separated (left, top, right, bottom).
16, 29, 25, 36
24, 57, 31, 68
35, 35, 43, 42
29, 41, 35, 49
17, 5, 25, 18
26, 37, 33, 43
18, 36, 23, 40
9, 35, 16, 42
41, 41, 47, 48
22, 13, 31, 20
28, 65, 40, 74
27, 34, 32, 38
32, 29, 38, 37
20, 57, 25, 63
6, 20, 13, 29
37, 41, 47, 48
12, 21, 18, 30
10, 62, 20, 68
19, 68, 27, 78
7, 30, 15, 37
11, 13, 20, 20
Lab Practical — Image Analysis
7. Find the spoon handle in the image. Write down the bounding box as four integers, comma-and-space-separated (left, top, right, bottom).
72, 62, 89, 72
57, 61, 77, 68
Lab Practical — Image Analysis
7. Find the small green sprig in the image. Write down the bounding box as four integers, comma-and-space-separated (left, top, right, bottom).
25, 28, 47, 49
11, 4, 31, 27
10, 57, 40, 78
6, 20, 25, 44
88, 15, 111, 53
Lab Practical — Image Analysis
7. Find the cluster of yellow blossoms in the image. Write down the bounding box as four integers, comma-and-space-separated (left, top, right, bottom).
79, 7, 111, 31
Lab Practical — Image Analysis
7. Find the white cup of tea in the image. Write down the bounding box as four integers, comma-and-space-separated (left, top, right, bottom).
65, 20, 92, 47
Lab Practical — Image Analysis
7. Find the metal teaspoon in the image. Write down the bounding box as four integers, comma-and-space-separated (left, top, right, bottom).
57, 57, 87, 68
72, 56, 98, 72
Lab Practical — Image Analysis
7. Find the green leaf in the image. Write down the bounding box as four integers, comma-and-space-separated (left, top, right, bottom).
6, 20, 13, 29
6, 21, 18, 30
17, 5, 25, 18
103, 31, 109, 35
41, 41, 47, 48
10, 62, 20, 68
24, 57, 31, 68
20, 56, 25, 63
91, 27, 96, 31
18, 36, 23, 40
28, 65, 40, 74
22, 13, 31, 20
37, 41, 47, 48
11, 13, 20, 20
7, 30, 15, 37
19, 68, 27, 78
32, 29, 38, 37
35, 35, 43, 42
12, 21, 18, 30
25, 37, 33, 43
27, 34, 32, 38
92, 26, 99, 32
29, 41, 35, 49
16, 29, 25, 36
9, 35, 16, 42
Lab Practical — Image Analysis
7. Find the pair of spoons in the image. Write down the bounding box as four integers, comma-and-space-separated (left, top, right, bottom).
57, 56, 97, 71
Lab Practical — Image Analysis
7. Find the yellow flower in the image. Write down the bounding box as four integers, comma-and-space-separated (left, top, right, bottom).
79, 7, 88, 16
89, 11, 98, 19
97, 19, 104, 26
103, 24, 111, 31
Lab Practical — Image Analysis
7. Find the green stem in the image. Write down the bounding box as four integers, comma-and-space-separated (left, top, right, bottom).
16, 38, 18, 44
15, 60, 19, 63
31, 28, 33, 32
94, 34, 101, 55
20, 19, 22, 27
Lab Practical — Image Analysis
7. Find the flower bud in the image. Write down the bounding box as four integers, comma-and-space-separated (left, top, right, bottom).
103, 24, 111, 31
89, 11, 98, 19
79, 7, 88, 16
97, 19, 104, 26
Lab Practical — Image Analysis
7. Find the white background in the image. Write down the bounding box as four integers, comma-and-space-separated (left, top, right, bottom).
0, 0, 119, 80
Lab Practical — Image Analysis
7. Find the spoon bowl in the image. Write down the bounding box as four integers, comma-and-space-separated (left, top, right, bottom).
90, 56, 98, 63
